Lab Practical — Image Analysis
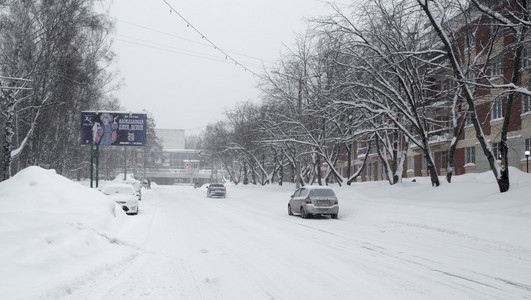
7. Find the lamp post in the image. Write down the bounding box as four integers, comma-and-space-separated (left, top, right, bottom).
525, 150, 530, 173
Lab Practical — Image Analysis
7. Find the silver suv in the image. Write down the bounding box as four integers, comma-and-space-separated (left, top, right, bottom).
288, 186, 339, 219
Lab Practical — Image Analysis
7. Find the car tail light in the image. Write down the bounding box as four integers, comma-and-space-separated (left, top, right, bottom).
305, 196, 312, 204
223, 188, 226, 191
334, 199, 338, 205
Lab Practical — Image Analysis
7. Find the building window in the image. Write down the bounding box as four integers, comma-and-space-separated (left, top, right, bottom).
490, 60, 503, 76
441, 152, 448, 169
366, 162, 375, 178
523, 93, 531, 114
523, 45, 531, 69
464, 110, 474, 126
442, 78, 455, 92
407, 156, 415, 171
465, 147, 475, 164
493, 142, 501, 160
491, 99, 504, 120
464, 29, 476, 50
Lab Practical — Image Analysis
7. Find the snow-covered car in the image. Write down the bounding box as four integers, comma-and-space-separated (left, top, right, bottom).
206, 183, 226, 198
288, 186, 338, 219
101, 183, 139, 215
125, 179, 142, 200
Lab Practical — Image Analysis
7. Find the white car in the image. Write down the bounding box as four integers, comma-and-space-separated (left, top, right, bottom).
101, 183, 139, 215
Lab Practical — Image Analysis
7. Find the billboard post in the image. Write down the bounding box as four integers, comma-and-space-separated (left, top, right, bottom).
90, 144, 94, 188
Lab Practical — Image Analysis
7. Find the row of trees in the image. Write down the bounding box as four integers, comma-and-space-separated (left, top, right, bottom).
201, 0, 530, 193
0, 0, 161, 181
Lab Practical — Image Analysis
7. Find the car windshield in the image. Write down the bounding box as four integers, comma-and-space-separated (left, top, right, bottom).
310, 189, 336, 197
210, 184, 224, 187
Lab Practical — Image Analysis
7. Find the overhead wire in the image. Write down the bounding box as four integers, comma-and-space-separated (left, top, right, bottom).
114, 37, 230, 65
113, 17, 273, 65
160, 0, 265, 79
114, 34, 265, 69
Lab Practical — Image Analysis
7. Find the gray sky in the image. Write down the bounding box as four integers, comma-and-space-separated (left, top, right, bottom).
109, 0, 347, 132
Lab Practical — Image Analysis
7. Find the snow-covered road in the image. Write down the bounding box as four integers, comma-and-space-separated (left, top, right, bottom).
61, 182, 531, 300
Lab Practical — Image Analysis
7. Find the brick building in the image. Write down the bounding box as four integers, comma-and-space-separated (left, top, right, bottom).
342, 1, 531, 182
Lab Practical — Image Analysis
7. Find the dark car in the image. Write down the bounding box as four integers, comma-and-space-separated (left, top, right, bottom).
207, 183, 226, 198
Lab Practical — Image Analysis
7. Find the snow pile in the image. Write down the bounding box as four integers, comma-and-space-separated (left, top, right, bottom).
0, 167, 131, 299
338, 167, 531, 248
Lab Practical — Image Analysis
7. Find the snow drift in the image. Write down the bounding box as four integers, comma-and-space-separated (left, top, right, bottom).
0, 167, 131, 299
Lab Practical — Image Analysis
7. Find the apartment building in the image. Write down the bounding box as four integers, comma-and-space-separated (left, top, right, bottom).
344, 1, 531, 182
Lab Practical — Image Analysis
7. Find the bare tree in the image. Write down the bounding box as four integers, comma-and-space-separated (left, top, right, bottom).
417, 0, 528, 192
0, 0, 116, 181
321, 0, 447, 186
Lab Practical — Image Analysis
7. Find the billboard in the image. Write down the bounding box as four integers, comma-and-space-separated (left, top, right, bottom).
81, 111, 147, 146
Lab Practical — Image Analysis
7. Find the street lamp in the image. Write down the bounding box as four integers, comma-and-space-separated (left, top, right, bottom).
525, 150, 530, 173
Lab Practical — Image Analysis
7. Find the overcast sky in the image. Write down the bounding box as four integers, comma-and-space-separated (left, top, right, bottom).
109, 0, 349, 133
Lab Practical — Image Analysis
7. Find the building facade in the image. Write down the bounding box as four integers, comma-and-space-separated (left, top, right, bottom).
342, 2, 531, 182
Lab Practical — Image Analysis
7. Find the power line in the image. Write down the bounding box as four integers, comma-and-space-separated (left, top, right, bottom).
114, 37, 229, 64
114, 34, 265, 69
113, 17, 274, 65
161, 0, 264, 79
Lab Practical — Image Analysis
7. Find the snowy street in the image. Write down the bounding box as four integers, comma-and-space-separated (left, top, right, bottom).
62, 182, 531, 299
1, 167, 530, 299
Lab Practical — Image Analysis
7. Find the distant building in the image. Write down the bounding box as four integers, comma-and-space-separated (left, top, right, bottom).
145, 129, 222, 185
155, 129, 185, 150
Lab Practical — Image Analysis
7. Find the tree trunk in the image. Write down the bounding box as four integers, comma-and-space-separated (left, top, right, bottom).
347, 141, 372, 185
446, 111, 466, 183
316, 153, 322, 186
391, 131, 399, 184
345, 144, 352, 180
421, 139, 439, 187
2, 96, 15, 181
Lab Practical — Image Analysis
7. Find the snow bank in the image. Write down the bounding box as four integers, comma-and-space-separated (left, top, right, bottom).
339, 167, 531, 249
0, 166, 131, 299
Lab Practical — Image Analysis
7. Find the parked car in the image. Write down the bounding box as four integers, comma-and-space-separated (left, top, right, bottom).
288, 186, 338, 219
126, 179, 142, 200
101, 183, 139, 215
207, 183, 226, 198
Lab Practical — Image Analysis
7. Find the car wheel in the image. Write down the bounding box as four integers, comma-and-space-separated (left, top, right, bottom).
331, 213, 338, 219
301, 207, 308, 219
288, 204, 293, 215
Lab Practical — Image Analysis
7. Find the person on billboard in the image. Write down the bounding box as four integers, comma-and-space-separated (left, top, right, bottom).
93, 113, 118, 145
